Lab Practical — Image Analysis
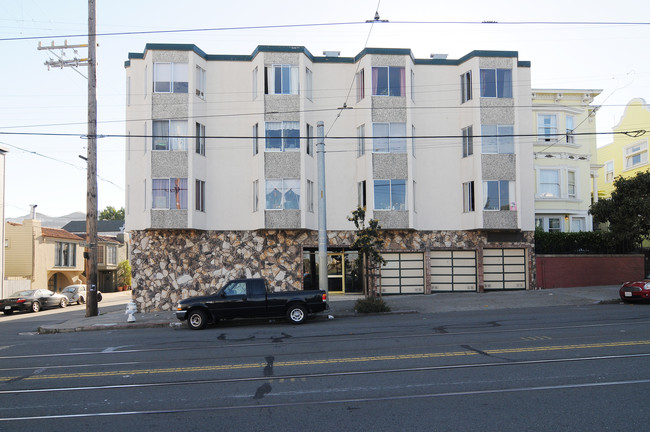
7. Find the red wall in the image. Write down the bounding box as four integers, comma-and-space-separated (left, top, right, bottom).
536, 254, 645, 288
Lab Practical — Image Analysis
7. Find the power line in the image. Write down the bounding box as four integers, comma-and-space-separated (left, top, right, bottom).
3, 19, 649, 42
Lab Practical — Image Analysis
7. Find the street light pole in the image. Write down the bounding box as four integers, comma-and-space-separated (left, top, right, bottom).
317, 122, 328, 307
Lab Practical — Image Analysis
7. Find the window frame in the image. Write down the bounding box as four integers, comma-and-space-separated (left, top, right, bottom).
195, 179, 205, 212
479, 68, 512, 98
306, 123, 314, 156
152, 178, 188, 210
372, 122, 407, 153
481, 124, 514, 154
567, 170, 577, 198
460, 70, 472, 103
371, 66, 405, 97
374, 179, 407, 211
624, 140, 649, 170
153, 120, 188, 151
463, 181, 475, 212
462, 125, 473, 157
537, 168, 561, 199
356, 68, 365, 102
195, 65, 206, 99
356, 124, 365, 157
265, 179, 300, 210
307, 179, 314, 212
305, 67, 313, 101
55, 242, 77, 267
195, 122, 205, 156
483, 180, 513, 211
153, 62, 188, 94
265, 121, 300, 152
566, 115, 575, 144
537, 114, 558, 142
605, 160, 614, 183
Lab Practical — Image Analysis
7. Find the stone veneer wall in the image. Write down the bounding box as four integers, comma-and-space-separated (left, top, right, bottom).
130, 229, 535, 312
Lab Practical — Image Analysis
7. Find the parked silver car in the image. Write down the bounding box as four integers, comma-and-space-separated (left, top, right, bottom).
61, 284, 103, 305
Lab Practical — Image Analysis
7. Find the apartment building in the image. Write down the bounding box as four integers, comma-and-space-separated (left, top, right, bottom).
532, 89, 602, 232
597, 98, 650, 198
124, 44, 535, 311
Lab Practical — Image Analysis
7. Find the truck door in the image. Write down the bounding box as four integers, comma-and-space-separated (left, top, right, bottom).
245, 279, 268, 317
215, 281, 248, 319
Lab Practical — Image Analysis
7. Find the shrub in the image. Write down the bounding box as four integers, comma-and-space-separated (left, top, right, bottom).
354, 297, 391, 313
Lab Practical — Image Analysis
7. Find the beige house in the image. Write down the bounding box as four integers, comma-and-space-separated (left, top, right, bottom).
4, 219, 85, 292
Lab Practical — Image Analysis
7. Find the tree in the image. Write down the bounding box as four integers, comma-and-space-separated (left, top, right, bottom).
99, 206, 125, 220
347, 206, 386, 298
117, 260, 132, 288
590, 170, 650, 247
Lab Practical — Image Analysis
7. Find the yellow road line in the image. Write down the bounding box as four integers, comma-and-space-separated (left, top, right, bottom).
2, 340, 649, 382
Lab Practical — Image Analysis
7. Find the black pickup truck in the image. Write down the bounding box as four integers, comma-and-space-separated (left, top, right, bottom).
175, 278, 328, 330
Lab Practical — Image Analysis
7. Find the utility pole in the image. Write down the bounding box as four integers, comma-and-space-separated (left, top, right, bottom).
317, 122, 329, 308
37, 1, 98, 316
85, 0, 99, 317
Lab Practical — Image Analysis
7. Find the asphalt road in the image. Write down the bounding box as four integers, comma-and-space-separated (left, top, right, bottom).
0, 302, 649, 431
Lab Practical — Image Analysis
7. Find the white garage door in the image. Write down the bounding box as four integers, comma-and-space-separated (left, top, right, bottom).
483, 248, 527, 290
430, 250, 477, 292
380, 253, 425, 294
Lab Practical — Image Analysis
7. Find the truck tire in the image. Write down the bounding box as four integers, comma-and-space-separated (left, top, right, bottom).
187, 309, 208, 330
286, 304, 307, 324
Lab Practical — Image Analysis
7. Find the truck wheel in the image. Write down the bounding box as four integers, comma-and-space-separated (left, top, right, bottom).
187, 309, 208, 330
287, 304, 307, 324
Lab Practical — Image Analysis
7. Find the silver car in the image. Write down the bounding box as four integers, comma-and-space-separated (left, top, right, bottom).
61, 285, 103, 305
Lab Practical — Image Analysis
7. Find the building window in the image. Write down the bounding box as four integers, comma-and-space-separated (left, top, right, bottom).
305, 67, 313, 101
55, 242, 76, 267
358, 181, 367, 207
152, 178, 188, 209
252, 67, 258, 100
373, 122, 406, 153
107, 245, 117, 265
571, 217, 586, 232
265, 121, 300, 152
481, 125, 514, 154
253, 180, 259, 212
97, 245, 104, 264
410, 69, 415, 101
566, 115, 575, 144
411, 125, 416, 157
253, 123, 259, 155
605, 160, 614, 183
483, 180, 513, 211
307, 180, 314, 212
356, 124, 365, 157
306, 123, 314, 156
463, 181, 475, 212
126, 76, 131, 106
374, 179, 407, 210
372, 66, 405, 96
460, 71, 472, 103
479, 68, 512, 98
356, 69, 365, 102
153, 120, 188, 151
144, 65, 147, 98
537, 114, 557, 142
538, 169, 560, 198
265, 64, 298, 95
195, 122, 205, 155
153, 62, 188, 93
568, 170, 576, 198
625, 141, 648, 170
266, 179, 300, 210
195, 179, 205, 212
462, 125, 473, 157
548, 217, 562, 232
195, 65, 206, 99
413, 180, 417, 213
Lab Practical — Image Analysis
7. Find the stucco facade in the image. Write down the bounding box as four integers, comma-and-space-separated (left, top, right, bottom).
125, 44, 537, 311
532, 89, 602, 232
597, 98, 650, 198
4, 220, 85, 291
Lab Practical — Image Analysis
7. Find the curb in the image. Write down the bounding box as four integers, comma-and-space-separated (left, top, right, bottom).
38, 321, 182, 334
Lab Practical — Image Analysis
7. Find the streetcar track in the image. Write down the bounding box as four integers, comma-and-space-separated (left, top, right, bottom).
1, 318, 649, 363
1, 375, 649, 422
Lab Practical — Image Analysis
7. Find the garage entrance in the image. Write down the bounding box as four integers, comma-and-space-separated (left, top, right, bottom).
483, 248, 527, 290
430, 250, 478, 292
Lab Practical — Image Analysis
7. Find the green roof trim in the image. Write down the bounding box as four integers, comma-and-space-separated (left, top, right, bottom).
125, 44, 528, 68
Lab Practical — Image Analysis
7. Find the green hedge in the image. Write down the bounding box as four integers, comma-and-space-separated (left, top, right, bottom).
534, 230, 635, 254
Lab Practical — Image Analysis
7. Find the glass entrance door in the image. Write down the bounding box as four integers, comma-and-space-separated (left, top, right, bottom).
327, 253, 344, 293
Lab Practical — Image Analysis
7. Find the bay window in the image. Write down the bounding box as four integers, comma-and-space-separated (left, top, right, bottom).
55, 242, 77, 267
537, 114, 557, 142
481, 125, 514, 154
153, 120, 188, 151
154, 62, 188, 93
265, 122, 300, 152
480, 68, 512, 98
373, 122, 406, 153
152, 178, 188, 209
265, 64, 299, 95
538, 169, 560, 198
374, 179, 407, 211
483, 180, 513, 211
266, 179, 300, 210
372, 66, 405, 96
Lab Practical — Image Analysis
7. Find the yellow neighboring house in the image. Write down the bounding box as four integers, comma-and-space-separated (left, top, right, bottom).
532, 89, 602, 232
4, 219, 85, 292
597, 98, 650, 198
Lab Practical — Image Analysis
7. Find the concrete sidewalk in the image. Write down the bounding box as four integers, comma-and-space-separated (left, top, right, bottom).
37, 285, 623, 334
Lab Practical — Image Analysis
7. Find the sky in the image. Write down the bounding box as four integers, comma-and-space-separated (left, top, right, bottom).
0, 0, 648, 219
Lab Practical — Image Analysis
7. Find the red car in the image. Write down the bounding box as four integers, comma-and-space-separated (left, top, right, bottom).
619, 281, 650, 302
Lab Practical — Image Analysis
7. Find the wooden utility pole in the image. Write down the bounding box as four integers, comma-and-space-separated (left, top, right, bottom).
85, 0, 98, 317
